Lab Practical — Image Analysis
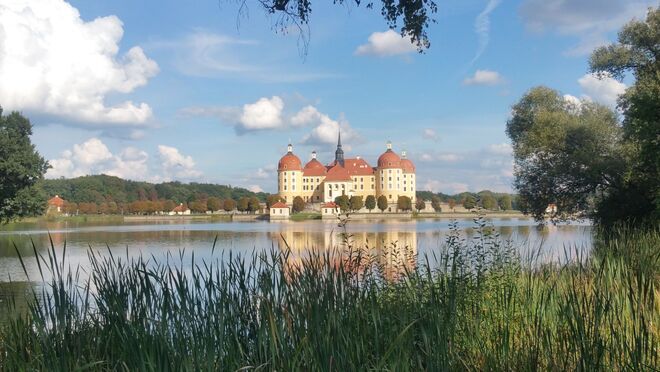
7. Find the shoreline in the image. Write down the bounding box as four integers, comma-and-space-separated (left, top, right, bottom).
5, 210, 528, 226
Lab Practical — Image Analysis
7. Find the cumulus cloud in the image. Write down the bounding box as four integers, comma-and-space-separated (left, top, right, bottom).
0, 0, 158, 125
248, 185, 264, 193
354, 30, 417, 57
519, 0, 651, 56
239, 96, 285, 131
158, 145, 203, 179
182, 96, 290, 134
297, 106, 359, 146
471, 0, 502, 65
46, 138, 202, 181
577, 73, 626, 107
418, 153, 463, 163
463, 70, 504, 86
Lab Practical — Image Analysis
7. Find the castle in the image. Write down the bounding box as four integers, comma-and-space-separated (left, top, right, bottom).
277, 133, 416, 209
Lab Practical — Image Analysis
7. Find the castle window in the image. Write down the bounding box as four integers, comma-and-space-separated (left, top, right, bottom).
284, 186, 287, 191
388, 183, 392, 189
388, 169, 392, 174
360, 177, 363, 182
404, 187, 407, 191
389, 195, 392, 199
371, 185, 374, 189
360, 185, 363, 190
292, 185, 295, 191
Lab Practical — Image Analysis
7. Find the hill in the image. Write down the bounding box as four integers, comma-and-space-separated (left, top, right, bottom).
40, 175, 267, 205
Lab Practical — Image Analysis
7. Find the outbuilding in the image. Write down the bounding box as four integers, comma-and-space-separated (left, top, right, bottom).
270, 202, 290, 219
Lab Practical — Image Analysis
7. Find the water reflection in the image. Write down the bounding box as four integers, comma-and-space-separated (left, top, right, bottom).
0, 218, 592, 283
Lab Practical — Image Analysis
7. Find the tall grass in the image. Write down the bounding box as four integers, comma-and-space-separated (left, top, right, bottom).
0, 219, 657, 371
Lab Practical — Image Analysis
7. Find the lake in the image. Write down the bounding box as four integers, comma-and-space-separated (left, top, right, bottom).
0, 216, 593, 283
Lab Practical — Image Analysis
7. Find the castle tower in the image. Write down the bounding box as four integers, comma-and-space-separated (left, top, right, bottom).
277, 143, 303, 204
334, 130, 345, 167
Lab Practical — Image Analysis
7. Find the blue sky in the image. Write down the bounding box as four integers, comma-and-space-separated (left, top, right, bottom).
0, 0, 652, 193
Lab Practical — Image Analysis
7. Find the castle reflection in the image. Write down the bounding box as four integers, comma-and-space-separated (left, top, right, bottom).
272, 223, 417, 281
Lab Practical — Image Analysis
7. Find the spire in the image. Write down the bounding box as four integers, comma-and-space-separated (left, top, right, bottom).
386, 141, 392, 151
334, 129, 345, 166
401, 149, 407, 158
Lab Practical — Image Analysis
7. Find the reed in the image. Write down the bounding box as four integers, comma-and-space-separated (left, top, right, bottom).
0, 219, 657, 371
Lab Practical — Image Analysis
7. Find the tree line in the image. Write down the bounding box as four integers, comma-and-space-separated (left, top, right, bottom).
56, 196, 266, 216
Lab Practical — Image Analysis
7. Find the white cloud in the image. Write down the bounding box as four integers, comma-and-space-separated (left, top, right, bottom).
577, 73, 626, 107
486, 143, 512, 156
418, 153, 463, 163
463, 70, 504, 86
471, 0, 502, 65
158, 145, 202, 180
422, 128, 439, 141
298, 107, 359, 146
239, 96, 285, 131
46, 138, 202, 181
0, 0, 158, 125
519, 0, 651, 56
354, 30, 417, 57
182, 96, 290, 134
248, 185, 264, 193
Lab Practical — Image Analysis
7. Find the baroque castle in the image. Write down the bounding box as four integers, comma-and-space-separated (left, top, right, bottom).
277, 133, 416, 208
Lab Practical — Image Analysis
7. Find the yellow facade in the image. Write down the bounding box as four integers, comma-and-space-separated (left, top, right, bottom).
277, 141, 416, 208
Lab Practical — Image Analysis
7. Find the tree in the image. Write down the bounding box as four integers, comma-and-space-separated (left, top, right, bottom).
397, 196, 412, 211
480, 194, 498, 210
365, 195, 376, 212
292, 196, 305, 213
190, 200, 208, 214
334, 195, 350, 212
499, 195, 512, 211
248, 197, 261, 213
237, 197, 249, 212
431, 196, 442, 212
415, 199, 426, 212
0, 109, 50, 223
448, 199, 456, 210
79, 202, 98, 215
223, 199, 236, 212
463, 195, 477, 210
63, 201, 78, 215
589, 7, 660, 224
236, 0, 437, 54
163, 200, 176, 212
377, 195, 388, 212
207, 197, 222, 212
506, 86, 625, 222
349, 196, 364, 212
266, 194, 283, 208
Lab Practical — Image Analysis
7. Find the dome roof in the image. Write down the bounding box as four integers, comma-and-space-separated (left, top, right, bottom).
278, 152, 302, 171
303, 158, 327, 176
377, 150, 401, 169
400, 158, 415, 173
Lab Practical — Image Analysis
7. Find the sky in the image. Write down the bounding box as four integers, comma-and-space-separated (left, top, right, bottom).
0, 0, 653, 194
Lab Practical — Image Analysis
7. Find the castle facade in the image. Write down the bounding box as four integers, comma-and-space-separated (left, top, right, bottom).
277, 133, 416, 206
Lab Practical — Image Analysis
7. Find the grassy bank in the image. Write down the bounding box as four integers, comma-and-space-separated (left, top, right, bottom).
290, 212, 322, 221
0, 220, 657, 370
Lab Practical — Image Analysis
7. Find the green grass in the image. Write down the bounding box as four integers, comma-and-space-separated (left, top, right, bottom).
290, 212, 322, 221
0, 219, 657, 371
